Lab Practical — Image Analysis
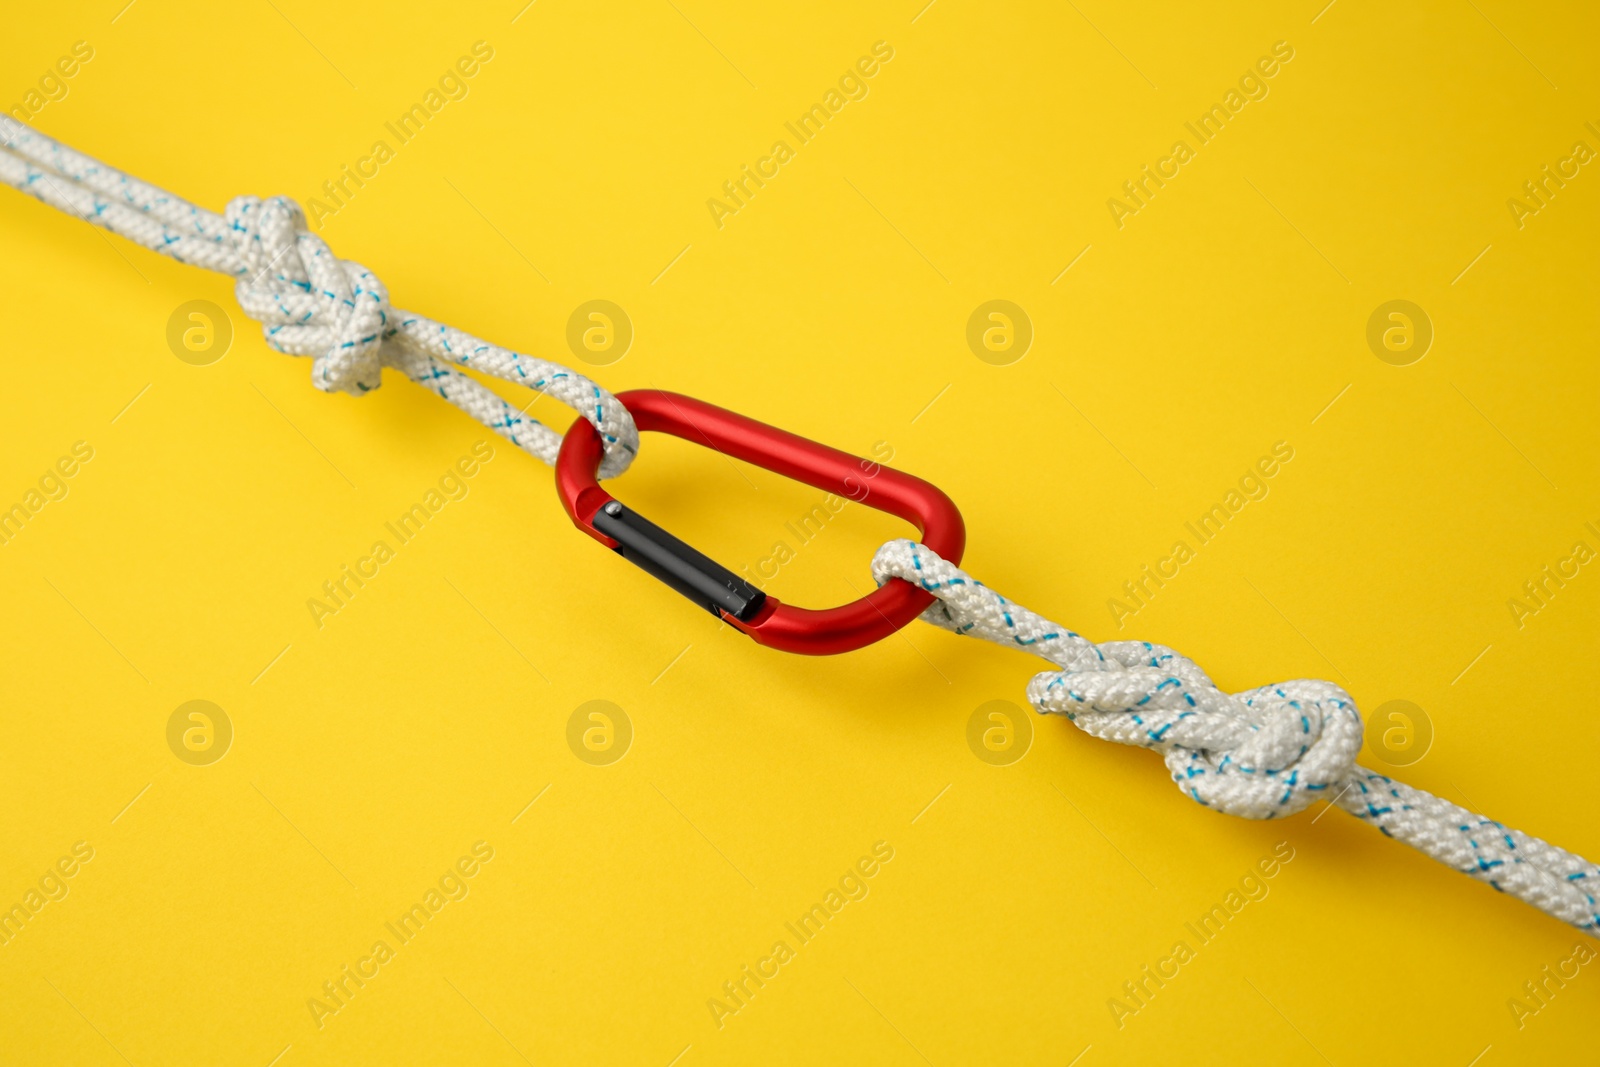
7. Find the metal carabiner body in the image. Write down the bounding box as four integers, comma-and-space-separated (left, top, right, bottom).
555, 390, 965, 655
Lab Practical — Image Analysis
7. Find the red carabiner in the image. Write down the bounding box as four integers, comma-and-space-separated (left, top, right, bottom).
556, 390, 965, 655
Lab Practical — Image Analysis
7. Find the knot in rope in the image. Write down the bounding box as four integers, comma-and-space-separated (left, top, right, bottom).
0, 118, 641, 476
1027, 660, 1361, 820
6, 115, 1594, 932
872, 538, 1600, 930
872, 538, 1361, 818
225, 196, 391, 396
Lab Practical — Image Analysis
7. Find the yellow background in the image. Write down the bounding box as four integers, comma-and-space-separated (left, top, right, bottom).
3, 1, 1597, 1063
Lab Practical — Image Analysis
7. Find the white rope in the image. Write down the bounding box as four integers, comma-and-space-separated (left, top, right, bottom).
873, 539, 1600, 933
0, 117, 638, 478
5, 117, 1595, 935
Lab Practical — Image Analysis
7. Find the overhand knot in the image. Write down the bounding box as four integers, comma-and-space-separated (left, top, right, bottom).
225, 195, 391, 396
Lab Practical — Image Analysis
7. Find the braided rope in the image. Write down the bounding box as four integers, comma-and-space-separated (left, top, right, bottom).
0, 117, 638, 477
4, 117, 1595, 935
872, 539, 1600, 932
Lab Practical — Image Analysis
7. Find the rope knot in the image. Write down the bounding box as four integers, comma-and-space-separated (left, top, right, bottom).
871, 538, 1362, 819
1026, 658, 1362, 819
225, 195, 391, 396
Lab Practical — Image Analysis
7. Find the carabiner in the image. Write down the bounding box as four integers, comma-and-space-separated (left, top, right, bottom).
555, 390, 965, 655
